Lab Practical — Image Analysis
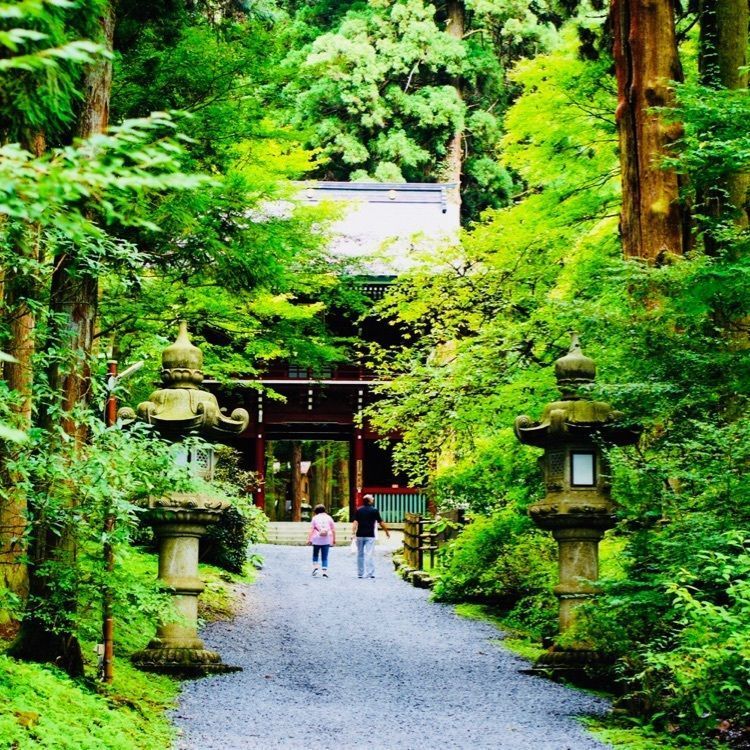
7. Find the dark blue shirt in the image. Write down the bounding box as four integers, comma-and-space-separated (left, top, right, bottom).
354, 505, 382, 538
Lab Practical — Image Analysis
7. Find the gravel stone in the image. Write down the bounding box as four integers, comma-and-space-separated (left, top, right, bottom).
174, 544, 611, 750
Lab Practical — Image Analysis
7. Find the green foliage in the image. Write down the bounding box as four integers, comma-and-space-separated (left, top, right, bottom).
368, 29, 618, 490
279, 0, 568, 219
103, 2, 363, 383
367, 18, 750, 745
200, 455, 269, 574
12, 419, 192, 641
645, 544, 750, 735
0, 654, 177, 750
432, 509, 557, 639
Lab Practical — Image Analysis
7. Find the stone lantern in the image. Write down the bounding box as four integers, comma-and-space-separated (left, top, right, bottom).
119, 321, 249, 675
514, 333, 640, 674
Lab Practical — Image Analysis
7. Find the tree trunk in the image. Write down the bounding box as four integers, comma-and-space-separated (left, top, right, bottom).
48, 2, 116, 429
699, 0, 749, 234
12, 3, 116, 676
0, 132, 45, 635
336, 455, 349, 511
444, 0, 464, 209
291, 442, 303, 522
611, 0, 688, 261
0, 273, 35, 636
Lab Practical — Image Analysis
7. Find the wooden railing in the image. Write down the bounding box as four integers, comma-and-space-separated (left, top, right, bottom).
402, 509, 466, 571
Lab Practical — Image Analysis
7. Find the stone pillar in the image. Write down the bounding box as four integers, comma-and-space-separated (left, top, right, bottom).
552, 527, 603, 636
119, 323, 249, 676
131, 494, 239, 675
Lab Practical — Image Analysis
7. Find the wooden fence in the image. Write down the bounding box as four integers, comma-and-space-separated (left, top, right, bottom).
402, 509, 466, 571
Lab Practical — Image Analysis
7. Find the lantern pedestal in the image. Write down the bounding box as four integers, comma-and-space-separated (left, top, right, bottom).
131, 493, 240, 676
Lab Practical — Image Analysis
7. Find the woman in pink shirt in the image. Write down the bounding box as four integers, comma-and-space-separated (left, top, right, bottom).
307, 504, 336, 577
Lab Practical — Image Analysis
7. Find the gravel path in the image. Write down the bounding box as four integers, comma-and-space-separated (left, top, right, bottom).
174, 544, 611, 750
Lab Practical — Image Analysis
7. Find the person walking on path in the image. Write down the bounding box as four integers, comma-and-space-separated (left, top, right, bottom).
352, 494, 390, 578
308, 504, 336, 577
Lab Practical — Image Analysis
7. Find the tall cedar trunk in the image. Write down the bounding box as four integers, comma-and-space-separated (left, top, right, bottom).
0, 132, 45, 636
611, 0, 688, 261
291, 442, 303, 522
444, 0, 464, 207
0, 279, 34, 637
698, 0, 749, 237
11, 5, 116, 676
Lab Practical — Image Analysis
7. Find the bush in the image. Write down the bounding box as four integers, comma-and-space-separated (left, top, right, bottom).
196, 446, 267, 574
432, 508, 557, 638
582, 533, 750, 739
201, 497, 267, 574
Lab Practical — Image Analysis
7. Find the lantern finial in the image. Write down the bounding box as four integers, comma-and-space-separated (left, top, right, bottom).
554, 331, 596, 398
161, 320, 204, 389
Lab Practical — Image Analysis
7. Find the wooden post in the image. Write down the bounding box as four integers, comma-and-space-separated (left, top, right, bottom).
254, 429, 265, 510
353, 428, 364, 511
417, 516, 424, 571
102, 359, 117, 684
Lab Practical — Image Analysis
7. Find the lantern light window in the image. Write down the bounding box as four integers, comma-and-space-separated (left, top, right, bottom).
571, 451, 596, 487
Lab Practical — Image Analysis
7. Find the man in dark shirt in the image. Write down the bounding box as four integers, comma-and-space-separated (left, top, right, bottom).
352, 494, 390, 578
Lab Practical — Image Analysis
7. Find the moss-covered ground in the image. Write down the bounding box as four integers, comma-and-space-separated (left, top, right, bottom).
0, 549, 253, 749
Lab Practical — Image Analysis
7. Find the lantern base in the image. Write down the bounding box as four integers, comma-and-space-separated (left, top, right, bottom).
521, 647, 612, 686
132, 646, 241, 677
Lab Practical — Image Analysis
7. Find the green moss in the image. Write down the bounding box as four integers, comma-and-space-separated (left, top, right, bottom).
583, 717, 710, 750
0, 655, 178, 750
198, 561, 255, 623
0, 547, 252, 749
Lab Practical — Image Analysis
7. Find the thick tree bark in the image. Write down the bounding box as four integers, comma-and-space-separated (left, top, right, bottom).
47, 3, 116, 428
699, 0, 749, 233
444, 0, 464, 208
0, 277, 34, 636
611, 0, 688, 261
335, 455, 349, 512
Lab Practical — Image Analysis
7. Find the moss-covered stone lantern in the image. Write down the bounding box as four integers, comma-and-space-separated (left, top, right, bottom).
514, 333, 640, 675
120, 322, 249, 675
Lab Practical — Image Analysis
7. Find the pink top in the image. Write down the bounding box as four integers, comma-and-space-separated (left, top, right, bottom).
308, 513, 336, 546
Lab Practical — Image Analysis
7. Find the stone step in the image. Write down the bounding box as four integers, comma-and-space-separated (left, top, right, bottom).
263, 522, 403, 549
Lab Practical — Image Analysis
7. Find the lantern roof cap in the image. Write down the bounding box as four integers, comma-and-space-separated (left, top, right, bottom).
554, 332, 596, 398
161, 320, 203, 389
514, 332, 641, 448
118, 322, 249, 440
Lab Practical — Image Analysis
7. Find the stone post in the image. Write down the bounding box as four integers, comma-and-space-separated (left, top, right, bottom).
131, 494, 239, 675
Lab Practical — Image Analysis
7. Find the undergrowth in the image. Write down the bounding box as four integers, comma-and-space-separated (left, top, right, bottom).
0, 546, 251, 749
454, 603, 711, 749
